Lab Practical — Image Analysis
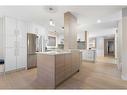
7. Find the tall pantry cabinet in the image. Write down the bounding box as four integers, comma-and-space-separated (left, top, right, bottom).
4, 17, 27, 72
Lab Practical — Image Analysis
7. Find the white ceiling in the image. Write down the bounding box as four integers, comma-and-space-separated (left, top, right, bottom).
0, 6, 125, 34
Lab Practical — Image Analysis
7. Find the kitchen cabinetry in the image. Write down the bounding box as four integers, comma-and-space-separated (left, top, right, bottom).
4, 17, 27, 72
55, 54, 65, 85
64, 53, 72, 79
71, 50, 81, 73
82, 50, 96, 62
5, 48, 17, 71
37, 50, 81, 88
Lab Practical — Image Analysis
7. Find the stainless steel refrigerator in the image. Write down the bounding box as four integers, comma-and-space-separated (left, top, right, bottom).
27, 33, 37, 69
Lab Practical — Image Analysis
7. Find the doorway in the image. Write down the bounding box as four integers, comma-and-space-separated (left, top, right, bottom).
104, 38, 115, 57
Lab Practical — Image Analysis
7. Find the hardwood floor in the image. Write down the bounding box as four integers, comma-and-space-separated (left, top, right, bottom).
96, 56, 115, 64
0, 60, 127, 89
58, 62, 124, 89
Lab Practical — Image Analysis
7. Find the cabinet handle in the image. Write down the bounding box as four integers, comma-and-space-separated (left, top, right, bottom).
14, 47, 17, 56
14, 41, 17, 48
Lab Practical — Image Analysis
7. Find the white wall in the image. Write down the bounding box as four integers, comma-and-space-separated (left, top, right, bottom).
117, 20, 122, 70
89, 28, 116, 38
88, 28, 116, 58
0, 18, 3, 58
96, 37, 104, 57
121, 8, 127, 80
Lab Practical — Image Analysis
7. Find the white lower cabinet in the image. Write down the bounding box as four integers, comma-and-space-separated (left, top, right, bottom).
17, 48, 27, 69
5, 47, 16, 71
5, 48, 26, 71
82, 50, 96, 62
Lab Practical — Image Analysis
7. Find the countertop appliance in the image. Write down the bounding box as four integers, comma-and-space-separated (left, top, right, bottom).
27, 33, 37, 69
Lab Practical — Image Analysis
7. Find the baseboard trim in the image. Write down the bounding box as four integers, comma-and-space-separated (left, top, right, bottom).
5, 67, 26, 74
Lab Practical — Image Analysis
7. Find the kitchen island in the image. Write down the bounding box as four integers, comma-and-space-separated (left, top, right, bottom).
82, 49, 96, 62
36, 50, 82, 89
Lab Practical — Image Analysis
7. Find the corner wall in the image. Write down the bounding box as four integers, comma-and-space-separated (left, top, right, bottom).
64, 12, 78, 50
121, 8, 127, 80
96, 37, 104, 57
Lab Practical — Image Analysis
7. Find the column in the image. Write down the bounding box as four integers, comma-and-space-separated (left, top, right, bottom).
64, 12, 78, 50
85, 31, 89, 49
96, 37, 104, 57
121, 7, 127, 80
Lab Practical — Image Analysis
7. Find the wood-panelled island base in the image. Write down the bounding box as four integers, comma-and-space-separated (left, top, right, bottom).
36, 50, 81, 89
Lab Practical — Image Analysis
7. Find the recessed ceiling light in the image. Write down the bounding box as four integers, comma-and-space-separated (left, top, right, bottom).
49, 19, 55, 26
97, 19, 101, 23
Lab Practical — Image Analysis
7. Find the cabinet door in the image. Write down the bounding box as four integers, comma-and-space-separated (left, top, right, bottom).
55, 54, 65, 85
5, 17, 17, 48
71, 51, 80, 73
5, 17, 17, 72
65, 53, 72, 79
17, 20, 27, 48
16, 20, 27, 69
5, 47, 16, 71
17, 48, 27, 69
82, 51, 86, 60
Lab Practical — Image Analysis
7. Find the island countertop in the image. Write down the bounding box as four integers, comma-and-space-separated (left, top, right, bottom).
36, 51, 71, 55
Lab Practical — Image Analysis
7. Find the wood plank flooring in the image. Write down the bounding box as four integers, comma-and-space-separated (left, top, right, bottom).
0, 60, 127, 89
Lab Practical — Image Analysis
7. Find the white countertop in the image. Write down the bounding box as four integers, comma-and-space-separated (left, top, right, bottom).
80, 49, 96, 51
36, 51, 71, 55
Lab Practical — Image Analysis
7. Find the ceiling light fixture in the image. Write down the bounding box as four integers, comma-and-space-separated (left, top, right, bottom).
97, 19, 101, 23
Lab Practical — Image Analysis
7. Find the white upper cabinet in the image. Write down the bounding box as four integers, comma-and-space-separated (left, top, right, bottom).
17, 20, 27, 48
5, 17, 17, 48
5, 17, 27, 48
5, 17, 27, 71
